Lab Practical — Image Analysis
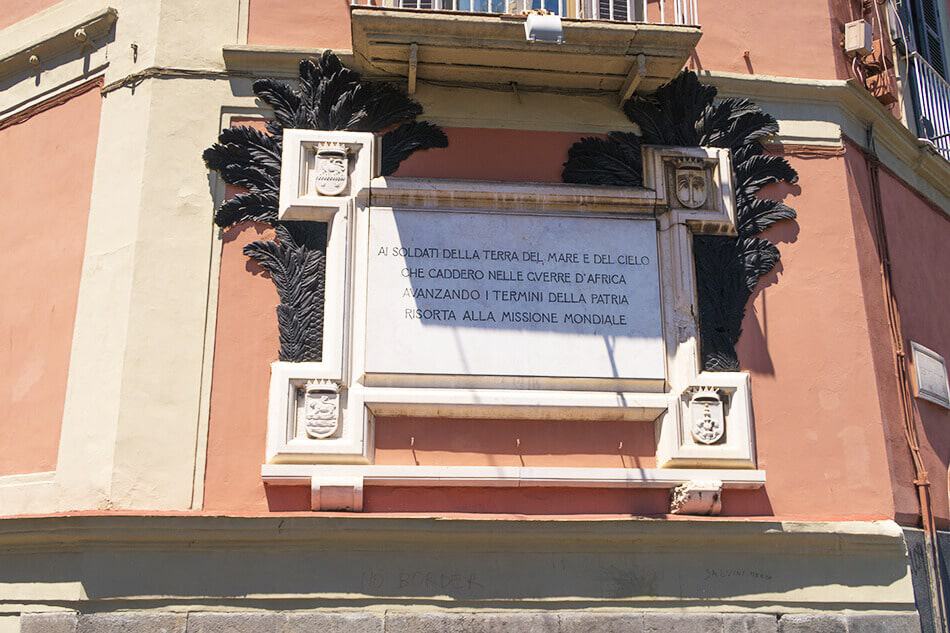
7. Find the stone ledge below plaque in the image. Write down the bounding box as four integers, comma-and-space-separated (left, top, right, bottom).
262, 464, 766, 511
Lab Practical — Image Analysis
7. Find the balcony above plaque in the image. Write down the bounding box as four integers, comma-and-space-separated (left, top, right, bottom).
349, 6, 702, 99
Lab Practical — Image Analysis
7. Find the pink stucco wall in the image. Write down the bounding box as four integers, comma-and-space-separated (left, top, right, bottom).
0, 81, 101, 476
730, 146, 897, 521
246, 0, 851, 80
0, 0, 59, 30
203, 220, 280, 512
876, 163, 950, 527
247, 0, 352, 50
687, 0, 851, 79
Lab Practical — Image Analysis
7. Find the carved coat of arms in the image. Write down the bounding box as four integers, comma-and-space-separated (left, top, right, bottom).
303, 381, 339, 439
314, 143, 349, 196
688, 387, 725, 445
674, 159, 708, 209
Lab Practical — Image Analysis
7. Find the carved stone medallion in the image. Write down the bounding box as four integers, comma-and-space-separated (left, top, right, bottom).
303, 380, 339, 439
674, 158, 708, 209
314, 143, 349, 196
688, 386, 725, 445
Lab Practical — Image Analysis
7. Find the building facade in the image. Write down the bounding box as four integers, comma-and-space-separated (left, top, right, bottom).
1, 0, 950, 631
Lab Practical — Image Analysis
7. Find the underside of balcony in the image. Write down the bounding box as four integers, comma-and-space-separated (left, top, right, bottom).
350, 7, 702, 99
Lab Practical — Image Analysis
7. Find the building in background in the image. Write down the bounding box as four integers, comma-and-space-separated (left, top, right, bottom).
1, 1, 949, 631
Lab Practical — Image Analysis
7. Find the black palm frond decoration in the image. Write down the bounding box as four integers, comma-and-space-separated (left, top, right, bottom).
214, 191, 279, 228
562, 132, 644, 187
562, 70, 798, 371
380, 121, 449, 176
737, 198, 797, 239
203, 51, 447, 362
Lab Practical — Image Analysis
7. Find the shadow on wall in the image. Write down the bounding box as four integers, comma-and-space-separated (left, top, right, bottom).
736, 174, 803, 378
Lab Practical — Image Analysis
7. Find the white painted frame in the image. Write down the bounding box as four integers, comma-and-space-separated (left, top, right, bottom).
266, 131, 367, 463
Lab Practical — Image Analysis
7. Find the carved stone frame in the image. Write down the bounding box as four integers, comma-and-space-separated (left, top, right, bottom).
263, 135, 763, 510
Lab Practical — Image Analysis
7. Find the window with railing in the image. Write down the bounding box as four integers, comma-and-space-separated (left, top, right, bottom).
354, 0, 699, 25
908, 52, 950, 158
899, 0, 950, 158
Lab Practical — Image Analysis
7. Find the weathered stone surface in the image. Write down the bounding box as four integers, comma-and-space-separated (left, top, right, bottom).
558, 612, 644, 633
722, 614, 780, 633
186, 612, 281, 633
643, 613, 726, 633
282, 612, 383, 633
846, 614, 922, 633
18, 610, 922, 633
384, 611, 559, 633
778, 614, 848, 633
20, 612, 78, 633
77, 613, 186, 633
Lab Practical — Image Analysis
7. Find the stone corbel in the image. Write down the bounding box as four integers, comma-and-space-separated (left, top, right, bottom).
670, 480, 723, 515
311, 475, 364, 512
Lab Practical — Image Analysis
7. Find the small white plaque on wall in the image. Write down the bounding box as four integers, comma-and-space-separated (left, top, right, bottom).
911, 342, 950, 409
364, 209, 665, 380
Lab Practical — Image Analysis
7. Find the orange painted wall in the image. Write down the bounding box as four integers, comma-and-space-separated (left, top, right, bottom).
842, 142, 921, 526
876, 164, 950, 527
729, 148, 896, 520
0, 0, 59, 30
375, 417, 656, 468
395, 127, 592, 182
247, 0, 352, 50
202, 221, 280, 512
203, 126, 907, 519
687, 0, 851, 79
246, 0, 850, 80
0, 82, 101, 476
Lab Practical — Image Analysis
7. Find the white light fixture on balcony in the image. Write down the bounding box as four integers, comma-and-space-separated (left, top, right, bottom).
524, 11, 563, 44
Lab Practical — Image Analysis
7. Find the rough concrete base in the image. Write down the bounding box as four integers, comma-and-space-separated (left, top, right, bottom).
18, 611, 923, 633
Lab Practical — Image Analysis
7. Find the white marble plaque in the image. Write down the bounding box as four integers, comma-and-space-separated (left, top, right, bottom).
364, 209, 665, 380
912, 342, 950, 409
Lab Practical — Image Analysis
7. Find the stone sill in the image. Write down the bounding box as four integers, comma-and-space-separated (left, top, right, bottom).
262, 464, 766, 489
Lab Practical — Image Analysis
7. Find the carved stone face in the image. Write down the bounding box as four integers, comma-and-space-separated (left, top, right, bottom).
674, 167, 708, 209
314, 148, 349, 196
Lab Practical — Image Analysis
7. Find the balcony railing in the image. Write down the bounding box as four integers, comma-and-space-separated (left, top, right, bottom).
909, 52, 950, 159
352, 0, 699, 26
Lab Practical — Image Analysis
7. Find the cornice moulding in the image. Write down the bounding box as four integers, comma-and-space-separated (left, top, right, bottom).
700, 70, 950, 207
369, 176, 659, 213
0, 7, 117, 80
0, 515, 907, 554
223, 45, 355, 77
219, 48, 949, 209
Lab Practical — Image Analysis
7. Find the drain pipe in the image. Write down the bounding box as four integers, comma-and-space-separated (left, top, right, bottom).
863, 124, 947, 633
